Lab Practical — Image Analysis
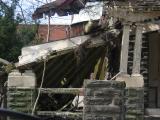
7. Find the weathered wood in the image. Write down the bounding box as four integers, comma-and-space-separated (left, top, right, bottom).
37, 111, 82, 119
39, 88, 83, 94
17, 35, 105, 68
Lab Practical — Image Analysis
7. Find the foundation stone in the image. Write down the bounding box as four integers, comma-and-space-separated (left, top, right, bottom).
83, 80, 126, 120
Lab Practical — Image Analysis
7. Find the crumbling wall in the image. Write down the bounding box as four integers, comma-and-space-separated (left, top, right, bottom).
125, 88, 144, 120
7, 70, 36, 119
83, 79, 144, 120
6, 70, 145, 120
83, 80, 126, 120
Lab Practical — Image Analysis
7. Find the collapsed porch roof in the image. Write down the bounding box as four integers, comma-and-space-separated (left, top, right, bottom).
16, 35, 105, 67
33, 0, 83, 20
16, 21, 160, 68
32, 0, 105, 20
15, 34, 106, 110
32, 0, 160, 20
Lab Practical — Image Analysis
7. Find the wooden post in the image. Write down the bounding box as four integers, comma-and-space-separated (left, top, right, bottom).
119, 23, 130, 74
47, 13, 50, 42
132, 23, 143, 75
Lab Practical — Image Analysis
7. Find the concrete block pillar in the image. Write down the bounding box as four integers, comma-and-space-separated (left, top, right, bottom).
116, 22, 144, 120
125, 88, 144, 120
116, 75, 144, 120
120, 23, 130, 74
83, 80, 126, 120
124, 23, 144, 120
132, 23, 143, 75
7, 70, 36, 115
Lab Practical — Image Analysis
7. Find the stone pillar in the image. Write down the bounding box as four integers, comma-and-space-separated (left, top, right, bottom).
120, 23, 130, 74
83, 80, 126, 120
7, 70, 36, 119
125, 88, 144, 120
132, 23, 143, 75
125, 23, 144, 120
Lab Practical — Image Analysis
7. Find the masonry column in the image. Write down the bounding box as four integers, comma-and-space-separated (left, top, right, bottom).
7, 70, 36, 119
125, 24, 144, 120
119, 23, 130, 74
132, 23, 143, 75
83, 80, 126, 120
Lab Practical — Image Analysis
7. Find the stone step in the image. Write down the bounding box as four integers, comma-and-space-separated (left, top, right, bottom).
145, 108, 160, 120
142, 55, 149, 58
141, 58, 149, 61
129, 40, 148, 43
141, 71, 149, 74
140, 67, 149, 71
143, 75, 149, 78
142, 46, 149, 49
128, 61, 133, 63
144, 116, 160, 120
128, 58, 133, 61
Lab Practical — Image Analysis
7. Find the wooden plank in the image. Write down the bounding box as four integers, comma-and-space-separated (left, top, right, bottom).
39, 88, 83, 94
17, 35, 105, 68
37, 111, 82, 119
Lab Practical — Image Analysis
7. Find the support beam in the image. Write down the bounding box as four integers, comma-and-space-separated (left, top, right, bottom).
39, 88, 83, 94
47, 13, 51, 42
119, 23, 130, 74
132, 24, 143, 75
37, 111, 82, 119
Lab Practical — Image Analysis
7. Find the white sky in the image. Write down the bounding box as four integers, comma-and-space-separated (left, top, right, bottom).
16, 0, 103, 25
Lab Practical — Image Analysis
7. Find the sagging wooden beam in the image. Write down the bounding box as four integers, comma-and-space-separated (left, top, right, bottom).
39, 88, 83, 94
45, 53, 75, 87
37, 111, 82, 119
67, 47, 104, 87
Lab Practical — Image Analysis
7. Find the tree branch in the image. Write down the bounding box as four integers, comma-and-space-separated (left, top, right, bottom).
0, 58, 10, 65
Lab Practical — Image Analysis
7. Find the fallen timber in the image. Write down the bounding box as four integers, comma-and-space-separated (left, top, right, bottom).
39, 88, 83, 94
37, 111, 82, 120
37, 88, 83, 119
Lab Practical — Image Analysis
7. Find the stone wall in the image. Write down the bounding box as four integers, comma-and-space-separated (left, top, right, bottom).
125, 88, 144, 120
6, 70, 145, 120
83, 80, 126, 120
7, 70, 36, 120
7, 88, 36, 113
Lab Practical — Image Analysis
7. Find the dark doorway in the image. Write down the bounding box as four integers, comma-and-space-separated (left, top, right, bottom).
148, 32, 160, 108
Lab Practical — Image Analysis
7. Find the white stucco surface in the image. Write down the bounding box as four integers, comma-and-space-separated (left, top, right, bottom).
17, 35, 105, 67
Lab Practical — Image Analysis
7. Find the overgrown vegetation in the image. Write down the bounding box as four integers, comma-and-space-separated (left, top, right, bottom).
0, 0, 37, 62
